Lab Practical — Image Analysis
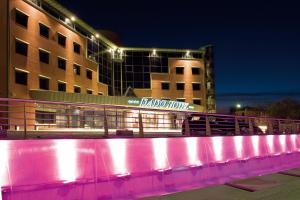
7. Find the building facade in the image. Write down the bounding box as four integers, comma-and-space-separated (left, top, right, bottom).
0, 0, 216, 132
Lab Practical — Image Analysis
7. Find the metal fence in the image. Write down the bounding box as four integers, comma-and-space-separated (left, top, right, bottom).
0, 98, 299, 138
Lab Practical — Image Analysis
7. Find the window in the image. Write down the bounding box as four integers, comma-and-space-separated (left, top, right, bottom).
161, 97, 170, 101
73, 42, 81, 54
192, 67, 200, 75
15, 39, 28, 56
15, 69, 28, 85
192, 83, 201, 91
193, 99, 201, 105
161, 82, 170, 90
86, 69, 92, 80
57, 33, 66, 47
176, 67, 184, 74
87, 89, 93, 94
98, 92, 103, 95
15, 9, 28, 27
176, 83, 185, 90
176, 98, 185, 102
58, 57, 66, 70
39, 49, 50, 64
39, 76, 50, 90
74, 86, 81, 93
39, 23, 49, 38
36, 111, 56, 124
73, 64, 80, 75
57, 82, 66, 92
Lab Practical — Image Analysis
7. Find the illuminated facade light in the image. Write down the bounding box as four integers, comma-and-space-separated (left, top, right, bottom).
70, 16, 76, 21
95, 33, 99, 38
236, 104, 241, 108
185, 50, 190, 58
65, 18, 70, 23
151, 49, 157, 57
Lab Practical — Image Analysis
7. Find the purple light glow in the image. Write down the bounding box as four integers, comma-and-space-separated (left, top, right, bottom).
1, 135, 300, 199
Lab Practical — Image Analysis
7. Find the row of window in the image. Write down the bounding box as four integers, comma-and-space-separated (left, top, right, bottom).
16, 9, 81, 54
15, 69, 100, 94
15, 39, 93, 79
175, 67, 201, 75
161, 82, 201, 91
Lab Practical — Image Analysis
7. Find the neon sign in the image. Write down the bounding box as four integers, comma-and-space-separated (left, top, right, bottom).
128, 98, 194, 111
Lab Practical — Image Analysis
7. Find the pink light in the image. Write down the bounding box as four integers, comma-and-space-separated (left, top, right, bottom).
108, 139, 129, 176
290, 134, 297, 151
0, 141, 9, 200
185, 137, 202, 167
152, 138, 169, 171
279, 135, 286, 152
234, 136, 243, 158
251, 135, 259, 156
55, 140, 78, 183
212, 137, 223, 161
266, 135, 274, 153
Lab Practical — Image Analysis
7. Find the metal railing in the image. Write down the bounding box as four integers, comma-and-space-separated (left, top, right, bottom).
0, 98, 299, 138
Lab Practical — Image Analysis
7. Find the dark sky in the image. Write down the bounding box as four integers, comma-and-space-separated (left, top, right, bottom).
58, 0, 300, 111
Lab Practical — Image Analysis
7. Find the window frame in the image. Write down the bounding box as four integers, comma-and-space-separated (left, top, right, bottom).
39, 22, 50, 38
175, 66, 184, 75
73, 42, 81, 54
39, 75, 50, 90
15, 68, 29, 86
57, 32, 66, 47
15, 38, 28, 56
15, 9, 29, 28
161, 82, 170, 90
192, 82, 201, 91
39, 48, 50, 64
176, 82, 185, 90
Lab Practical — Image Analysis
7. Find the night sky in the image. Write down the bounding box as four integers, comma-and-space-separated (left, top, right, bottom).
58, 0, 300, 111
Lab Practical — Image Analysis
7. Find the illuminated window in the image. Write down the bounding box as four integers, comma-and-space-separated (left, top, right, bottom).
192, 83, 201, 91
36, 111, 56, 124
193, 99, 201, 105
176, 98, 185, 102
58, 82, 66, 92
15, 69, 28, 85
86, 69, 92, 80
39, 49, 50, 64
161, 82, 170, 90
192, 67, 200, 75
15, 39, 28, 56
39, 23, 49, 38
73, 42, 81, 54
176, 83, 185, 90
176, 67, 184, 74
39, 76, 50, 90
58, 57, 66, 70
57, 33, 66, 47
73, 64, 80, 75
74, 85, 81, 93
15, 9, 28, 28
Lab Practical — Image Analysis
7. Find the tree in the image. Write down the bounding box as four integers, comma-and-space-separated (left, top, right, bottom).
268, 99, 300, 119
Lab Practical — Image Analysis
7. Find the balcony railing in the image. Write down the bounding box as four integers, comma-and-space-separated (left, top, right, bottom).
0, 98, 299, 139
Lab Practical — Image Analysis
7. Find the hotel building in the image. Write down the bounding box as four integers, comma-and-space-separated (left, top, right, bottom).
0, 0, 216, 133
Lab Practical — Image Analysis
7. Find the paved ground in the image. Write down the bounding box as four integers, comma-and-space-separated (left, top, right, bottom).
143, 169, 300, 200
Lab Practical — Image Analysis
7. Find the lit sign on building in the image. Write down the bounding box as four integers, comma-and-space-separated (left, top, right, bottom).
128, 98, 194, 111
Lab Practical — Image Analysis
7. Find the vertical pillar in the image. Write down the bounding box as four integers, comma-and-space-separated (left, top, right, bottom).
278, 120, 283, 134
248, 118, 254, 135
23, 102, 27, 139
184, 114, 190, 136
206, 115, 211, 136
235, 117, 240, 135
138, 111, 144, 136
103, 107, 109, 137
268, 119, 274, 134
